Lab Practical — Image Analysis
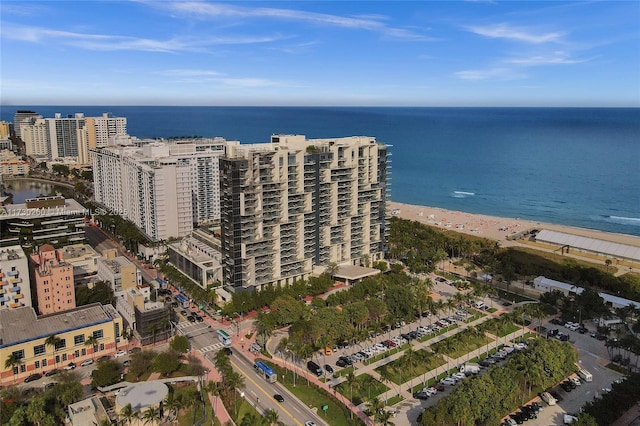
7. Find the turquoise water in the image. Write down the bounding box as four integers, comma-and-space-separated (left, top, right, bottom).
3, 106, 639, 236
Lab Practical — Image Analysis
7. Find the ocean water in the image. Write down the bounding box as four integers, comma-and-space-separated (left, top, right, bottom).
2, 106, 639, 236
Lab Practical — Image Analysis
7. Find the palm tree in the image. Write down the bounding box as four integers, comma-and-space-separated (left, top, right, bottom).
375, 409, 395, 426
142, 406, 160, 425
4, 353, 23, 383
263, 409, 282, 426
85, 335, 98, 360
345, 371, 358, 419
204, 380, 219, 422
119, 403, 135, 426
45, 334, 62, 366
366, 396, 385, 420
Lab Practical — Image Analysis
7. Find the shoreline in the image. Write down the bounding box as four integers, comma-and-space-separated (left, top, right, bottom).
388, 201, 640, 249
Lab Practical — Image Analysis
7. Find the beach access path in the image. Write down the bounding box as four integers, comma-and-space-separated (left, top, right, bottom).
389, 201, 640, 275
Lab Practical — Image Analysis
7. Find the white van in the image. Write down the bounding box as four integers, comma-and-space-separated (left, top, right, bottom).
540, 391, 557, 406
577, 368, 593, 382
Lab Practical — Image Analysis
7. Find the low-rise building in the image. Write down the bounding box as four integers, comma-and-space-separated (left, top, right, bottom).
0, 150, 29, 176
0, 245, 31, 310
59, 243, 100, 278
0, 303, 124, 385
0, 196, 86, 248
167, 234, 223, 290
97, 255, 141, 293
66, 396, 110, 426
115, 285, 171, 346
31, 244, 75, 315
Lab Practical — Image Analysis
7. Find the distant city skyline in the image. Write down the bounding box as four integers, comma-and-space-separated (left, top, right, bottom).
1, 1, 639, 107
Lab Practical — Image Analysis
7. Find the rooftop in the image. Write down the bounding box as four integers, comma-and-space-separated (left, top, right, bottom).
0, 198, 86, 220
61, 244, 99, 261
0, 245, 26, 261
334, 265, 381, 281
115, 381, 169, 412
99, 256, 134, 274
0, 303, 119, 347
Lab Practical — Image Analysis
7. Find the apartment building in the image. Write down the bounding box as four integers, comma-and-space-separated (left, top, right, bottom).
30, 244, 76, 315
92, 138, 233, 240
0, 150, 29, 176
13, 110, 41, 139
167, 234, 223, 289
0, 121, 11, 139
0, 246, 31, 310
47, 113, 85, 160
220, 134, 389, 291
0, 303, 124, 385
0, 196, 86, 248
21, 118, 50, 158
96, 255, 141, 293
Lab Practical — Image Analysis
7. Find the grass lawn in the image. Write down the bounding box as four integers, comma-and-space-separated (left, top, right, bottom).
335, 366, 354, 377
286, 384, 355, 426
375, 349, 446, 385
386, 394, 404, 406
335, 373, 388, 406
477, 318, 521, 337
431, 330, 495, 359
230, 399, 260, 425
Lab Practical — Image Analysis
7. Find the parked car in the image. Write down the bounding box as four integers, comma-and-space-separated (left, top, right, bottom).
24, 373, 42, 383
413, 391, 429, 400
80, 359, 94, 367
64, 362, 76, 370
324, 364, 334, 374
115, 350, 127, 358
44, 369, 60, 377
123, 360, 131, 367
129, 347, 142, 354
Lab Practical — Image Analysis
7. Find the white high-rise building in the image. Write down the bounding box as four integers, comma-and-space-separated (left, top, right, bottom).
13, 110, 41, 139
92, 138, 233, 241
21, 118, 50, 158
220, 135, 389, 291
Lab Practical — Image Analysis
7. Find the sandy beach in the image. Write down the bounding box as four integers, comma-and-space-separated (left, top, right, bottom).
388, 201, 640, 250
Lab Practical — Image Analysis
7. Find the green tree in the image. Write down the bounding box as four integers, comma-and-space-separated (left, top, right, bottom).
153, 351, 181, 376
26, 396, 46, 426
90, 359, 122, 388
85, 335, 98, 359
170, 335, 190, 353
4, 353, 23, 383
45, 334, 62, 365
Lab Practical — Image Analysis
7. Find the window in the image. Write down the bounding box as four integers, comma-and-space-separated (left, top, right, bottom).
75, 350, 80, 358
62, 354, 67, 361
81, 348, 86, 356
42, 359, 47, 367
33, 344, 46, 357
74, 334, 85, 345
54, 339, 66, 351
99, 343, 104, 351
20, 365, 26, 373
35, 361, 40, 369
12, 349, 24, 360
93, 330, 104, 339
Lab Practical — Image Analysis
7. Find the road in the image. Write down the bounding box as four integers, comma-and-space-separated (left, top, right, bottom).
84, 225, 157, 284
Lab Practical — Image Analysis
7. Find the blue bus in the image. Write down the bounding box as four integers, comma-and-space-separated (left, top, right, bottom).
216, 329, 232, 346
174, 293, 189, 308
254, 361, 277, 383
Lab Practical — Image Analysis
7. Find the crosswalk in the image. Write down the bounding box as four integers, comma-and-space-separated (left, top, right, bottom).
199, 342, 224, 354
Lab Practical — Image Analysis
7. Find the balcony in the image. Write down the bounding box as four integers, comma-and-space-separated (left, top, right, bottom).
14, 293, 23, 300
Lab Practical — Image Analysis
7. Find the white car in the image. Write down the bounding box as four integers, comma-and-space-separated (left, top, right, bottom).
570, 376, 581, 386
80, 359, 94, 367
115, 350, 127, 358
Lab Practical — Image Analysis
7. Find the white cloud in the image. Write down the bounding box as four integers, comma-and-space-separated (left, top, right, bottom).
503, 51, 587, 65
465, 23, 564, 44
454, 67, 525, 80
156, 69, 222, 77
0, 23, 284, 52
159, 1, 433, 41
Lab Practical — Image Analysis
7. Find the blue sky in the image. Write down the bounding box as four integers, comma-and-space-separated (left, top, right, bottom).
1, 1, 639, 106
